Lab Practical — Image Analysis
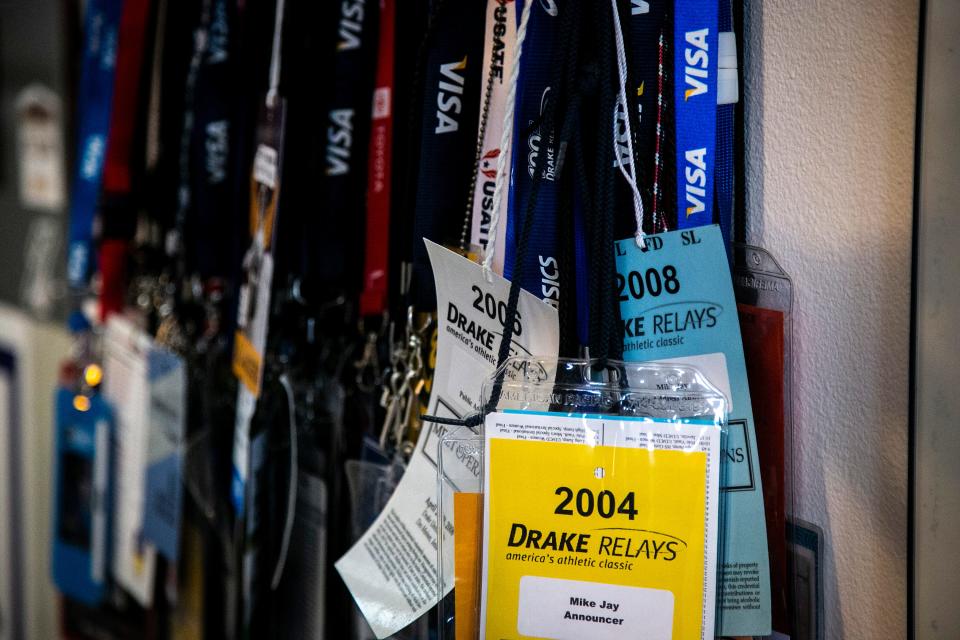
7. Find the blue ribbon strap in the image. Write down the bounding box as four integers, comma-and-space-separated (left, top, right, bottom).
67, 0, 124, 290
673, 0, 718, 229
504, 1, 562, 309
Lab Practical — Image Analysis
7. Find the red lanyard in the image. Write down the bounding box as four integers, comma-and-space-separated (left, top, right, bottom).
359, 0, 396, 317
102, 0, 151, 196
99, 0, 152, 321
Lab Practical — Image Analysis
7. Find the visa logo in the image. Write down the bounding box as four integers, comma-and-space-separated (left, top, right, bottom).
337, 0, 365, 51
683, 28, 709, 100
205, 120, 228, 184
435, 57, 467, 134
326, 108, 354, 176
81, 134, 104, 181
683, 147, 707, 216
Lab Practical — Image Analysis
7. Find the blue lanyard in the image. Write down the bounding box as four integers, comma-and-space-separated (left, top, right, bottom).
673, 0, 718, 229
504, 0, 562, 308
66, 0, 124, 291
715, 0, 735, 259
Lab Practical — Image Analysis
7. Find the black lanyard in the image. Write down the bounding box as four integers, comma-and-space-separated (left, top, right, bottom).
307, 0, 379, 301
405, 0, 486, 311
187, 0, 241, 282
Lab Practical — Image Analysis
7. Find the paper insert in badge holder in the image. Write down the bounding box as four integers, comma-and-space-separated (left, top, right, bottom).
436, 357, 729, 640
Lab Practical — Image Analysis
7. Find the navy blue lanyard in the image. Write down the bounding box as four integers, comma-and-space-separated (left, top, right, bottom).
66, 0, 125, 291
188, 0, 240, 281
673, 0, 718, 230
314, 0, 379, 299
408, 0, 486, 310
504, 0, 563, 308
172, 0, 207, 247
572, 187, 589, 346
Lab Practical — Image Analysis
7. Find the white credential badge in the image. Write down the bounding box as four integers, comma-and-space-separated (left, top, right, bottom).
336, 240, 559, 638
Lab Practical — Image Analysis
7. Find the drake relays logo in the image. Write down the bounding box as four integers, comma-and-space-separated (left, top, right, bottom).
527, 87, 556, 181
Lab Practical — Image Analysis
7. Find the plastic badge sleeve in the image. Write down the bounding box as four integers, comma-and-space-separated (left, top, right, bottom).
336, 241, 558, 639
733, 243, 797, 636
438, 357, 729, 640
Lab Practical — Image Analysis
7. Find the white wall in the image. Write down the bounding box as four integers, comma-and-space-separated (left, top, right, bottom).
743, 1, 917, 637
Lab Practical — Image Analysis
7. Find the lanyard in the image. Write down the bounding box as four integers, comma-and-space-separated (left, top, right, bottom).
66, 0, 124, 291
465, 0, 516, 272
319, 0, 378, 300
571, 185, 590, 347
138, 0, 195, 246
230, 0, 288, 518
503, 0, 562, 308
652, 28, 667, 229
673, 0, 718, 229
557, 0, 589, 350
715, 0, 737, 259
586, 1, 622, 361
98, 0, 153, 320
566, 0, 623, 357
480, 0, 624, 414
618, 0, 665, 235
169, 0, 213, 275
408, 0, 486, 310
359, 0, 396, 317
189, 0, 240, 281
102, 0, 152, 198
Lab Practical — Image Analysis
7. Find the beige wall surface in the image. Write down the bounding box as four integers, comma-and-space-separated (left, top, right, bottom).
743, 1, 918, 637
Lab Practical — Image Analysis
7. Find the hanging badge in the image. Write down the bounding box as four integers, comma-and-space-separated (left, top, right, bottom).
615, 225, 772, 635
734, 243, 794, 635
15, 85, 66, 212
102, 316, 158, 607
480, 410, 721, 640
231, 100, 286, 515
141, 347, 186, 562
52, 386, 113, 607
336, 241, 559, 639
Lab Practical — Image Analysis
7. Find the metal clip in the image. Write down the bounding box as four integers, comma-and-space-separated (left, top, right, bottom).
354, 332, 381, 393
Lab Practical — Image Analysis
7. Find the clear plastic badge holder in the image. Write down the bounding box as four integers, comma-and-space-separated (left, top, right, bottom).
436, 357, 729, 640
733, 243, 805, 637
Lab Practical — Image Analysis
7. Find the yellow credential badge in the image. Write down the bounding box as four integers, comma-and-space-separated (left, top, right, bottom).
483, 435, 709, 640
